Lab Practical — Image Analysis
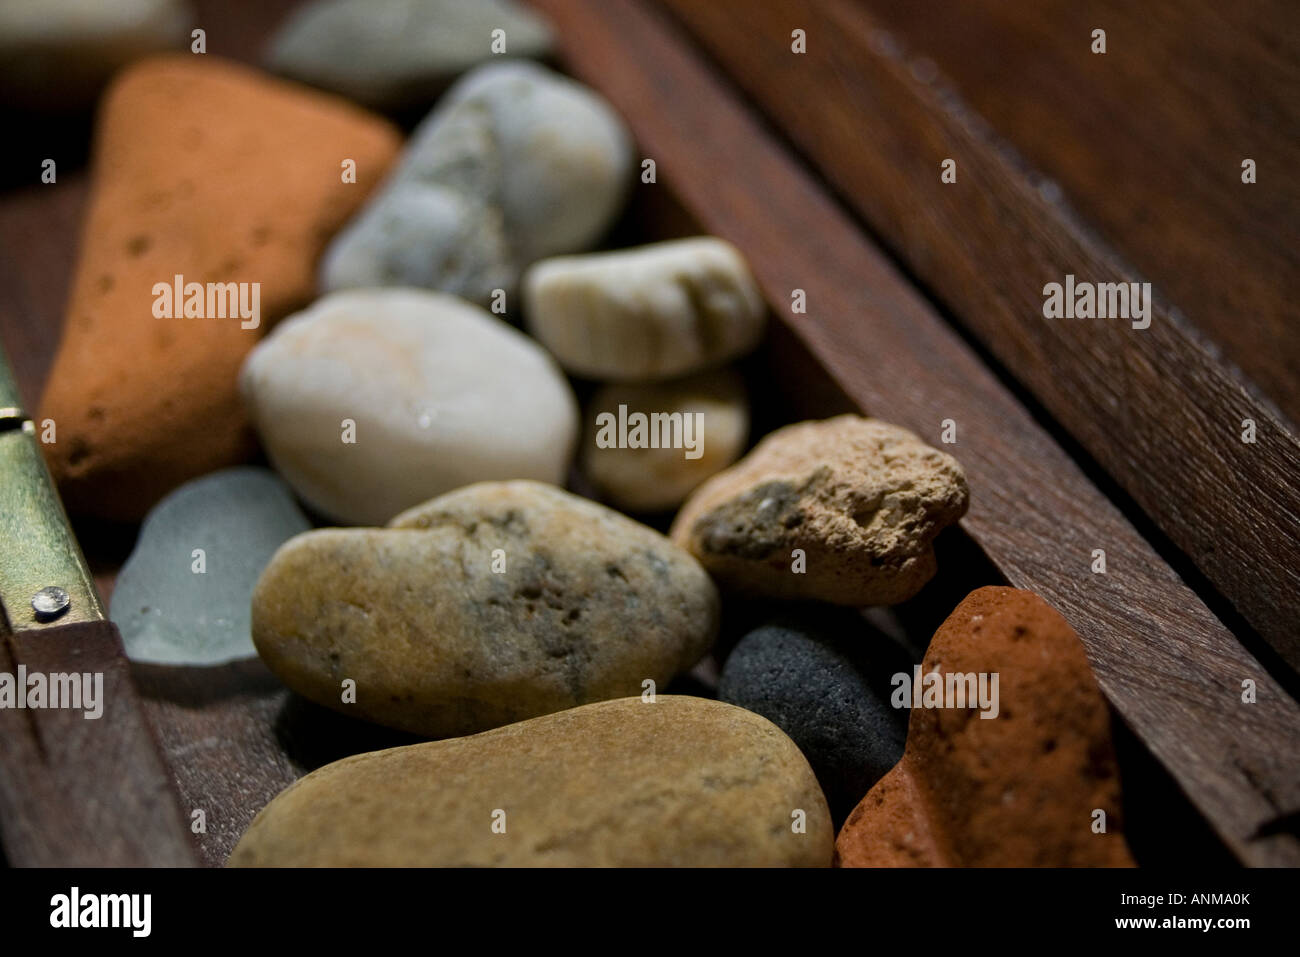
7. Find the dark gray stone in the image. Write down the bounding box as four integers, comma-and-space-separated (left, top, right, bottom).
718, 610, 911, 824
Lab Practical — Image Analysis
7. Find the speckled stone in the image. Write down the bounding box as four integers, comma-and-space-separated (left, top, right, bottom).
228, 695, 833, 866
320, 61, 631, 304
835, 587, 1136, 867
110, 467, 311, 665
250, 481, 720, 738
671, 415, 970, 605
266, 0, 554, 111
37, 55, 401, 520
718, 611, 910, 824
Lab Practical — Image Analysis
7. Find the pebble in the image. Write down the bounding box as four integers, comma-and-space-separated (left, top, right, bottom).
250, 481, 720, 738
524, 237, 766, 381
239, 288, 578, 526
266, 0, 554, 111
228, 696, 831, 866
670, 415, 969, 605
0, 0, 191, 110
718, 612, 910, 824
37, 55, 401, 520
835, 587, 1135, 866
581, 370, 749, 513
320, 61, 632, 305
110, 468, 310, 665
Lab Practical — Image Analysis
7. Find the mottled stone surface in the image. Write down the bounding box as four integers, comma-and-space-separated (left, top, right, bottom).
582, 370, 749, 513
320, 61, 631, 304
111, 468, 310, 665
671, 415, 969, 605
251, 481, 719, 738
266, 0, 554, 111
38, 55, 400, 519
229, 696, 832, 866
836, 587, 1136, 867
239, 288, 578, 526
525, 237, 766, 381
718, 611, 909, 824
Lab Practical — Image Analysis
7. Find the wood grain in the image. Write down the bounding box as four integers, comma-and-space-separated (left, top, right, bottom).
656, 0, 1300, 674
0, 621, 197, 866
530, 0, 1300, 865
855, 0, 1300, 425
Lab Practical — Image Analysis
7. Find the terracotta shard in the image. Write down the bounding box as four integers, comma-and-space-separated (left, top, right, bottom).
835, 586, 1136, 867
38, 55, 401, 519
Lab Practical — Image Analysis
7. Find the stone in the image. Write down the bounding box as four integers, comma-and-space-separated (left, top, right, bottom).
835, 586, 1136, 867
0, 0, 191, 110
582, 370, 749, 513
228, 696, 832, 866
320, 61, 631, 305
110, 468, 311, 666
718, 611, 910, 824
524, 237, 766, 381
38, 55, 401, 520
239, 288, 578, 526
250, 481, 720, 738
266, 0, 554, 112
670, 415, 969, 605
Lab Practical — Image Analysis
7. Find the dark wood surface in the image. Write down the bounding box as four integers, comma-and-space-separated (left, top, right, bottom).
0, 0, 1295, 867
656, 0, 1300, 675
531, 0, 1300, 866
856, 0, 1300, 426
0, 621, 197, 866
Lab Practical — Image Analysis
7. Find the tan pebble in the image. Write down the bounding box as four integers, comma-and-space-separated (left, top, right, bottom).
229, 696, 833, 867
670, 414, 969, 605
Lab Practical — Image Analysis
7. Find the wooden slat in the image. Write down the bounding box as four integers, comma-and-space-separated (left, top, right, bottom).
0, 621, 197, 866
529, 0, 1300, 865
855, 0, 1300, 426
656, 0, 1300, 676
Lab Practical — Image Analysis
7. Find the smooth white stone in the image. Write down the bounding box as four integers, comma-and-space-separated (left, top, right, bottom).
239, 287, 579, 525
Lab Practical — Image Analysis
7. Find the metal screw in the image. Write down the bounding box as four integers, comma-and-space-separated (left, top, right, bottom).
31, 586, 70, 622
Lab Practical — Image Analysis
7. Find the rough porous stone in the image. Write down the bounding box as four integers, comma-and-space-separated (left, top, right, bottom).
38, 55, 400, 520
239, 288, 578, 526
320, 61, 631, 305
670, 415, 969, 605
582, 370, 749, 513
228, 696, 832, 866
835, 586, 1136, 867
0, 0, 191, 110
110, 468, 310, 665
250, 481, 720, 738
524, 237, 766, 381
718, 611, 910, 824
266, 0, 554, 111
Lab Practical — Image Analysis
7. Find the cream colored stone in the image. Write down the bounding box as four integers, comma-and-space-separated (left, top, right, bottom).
524, 237, 766, 381
228, 696, 833, 867
670, 415, 969, 605
239, 288, 578, 526
582, 370, 749, 512
251, 482, 720, 738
